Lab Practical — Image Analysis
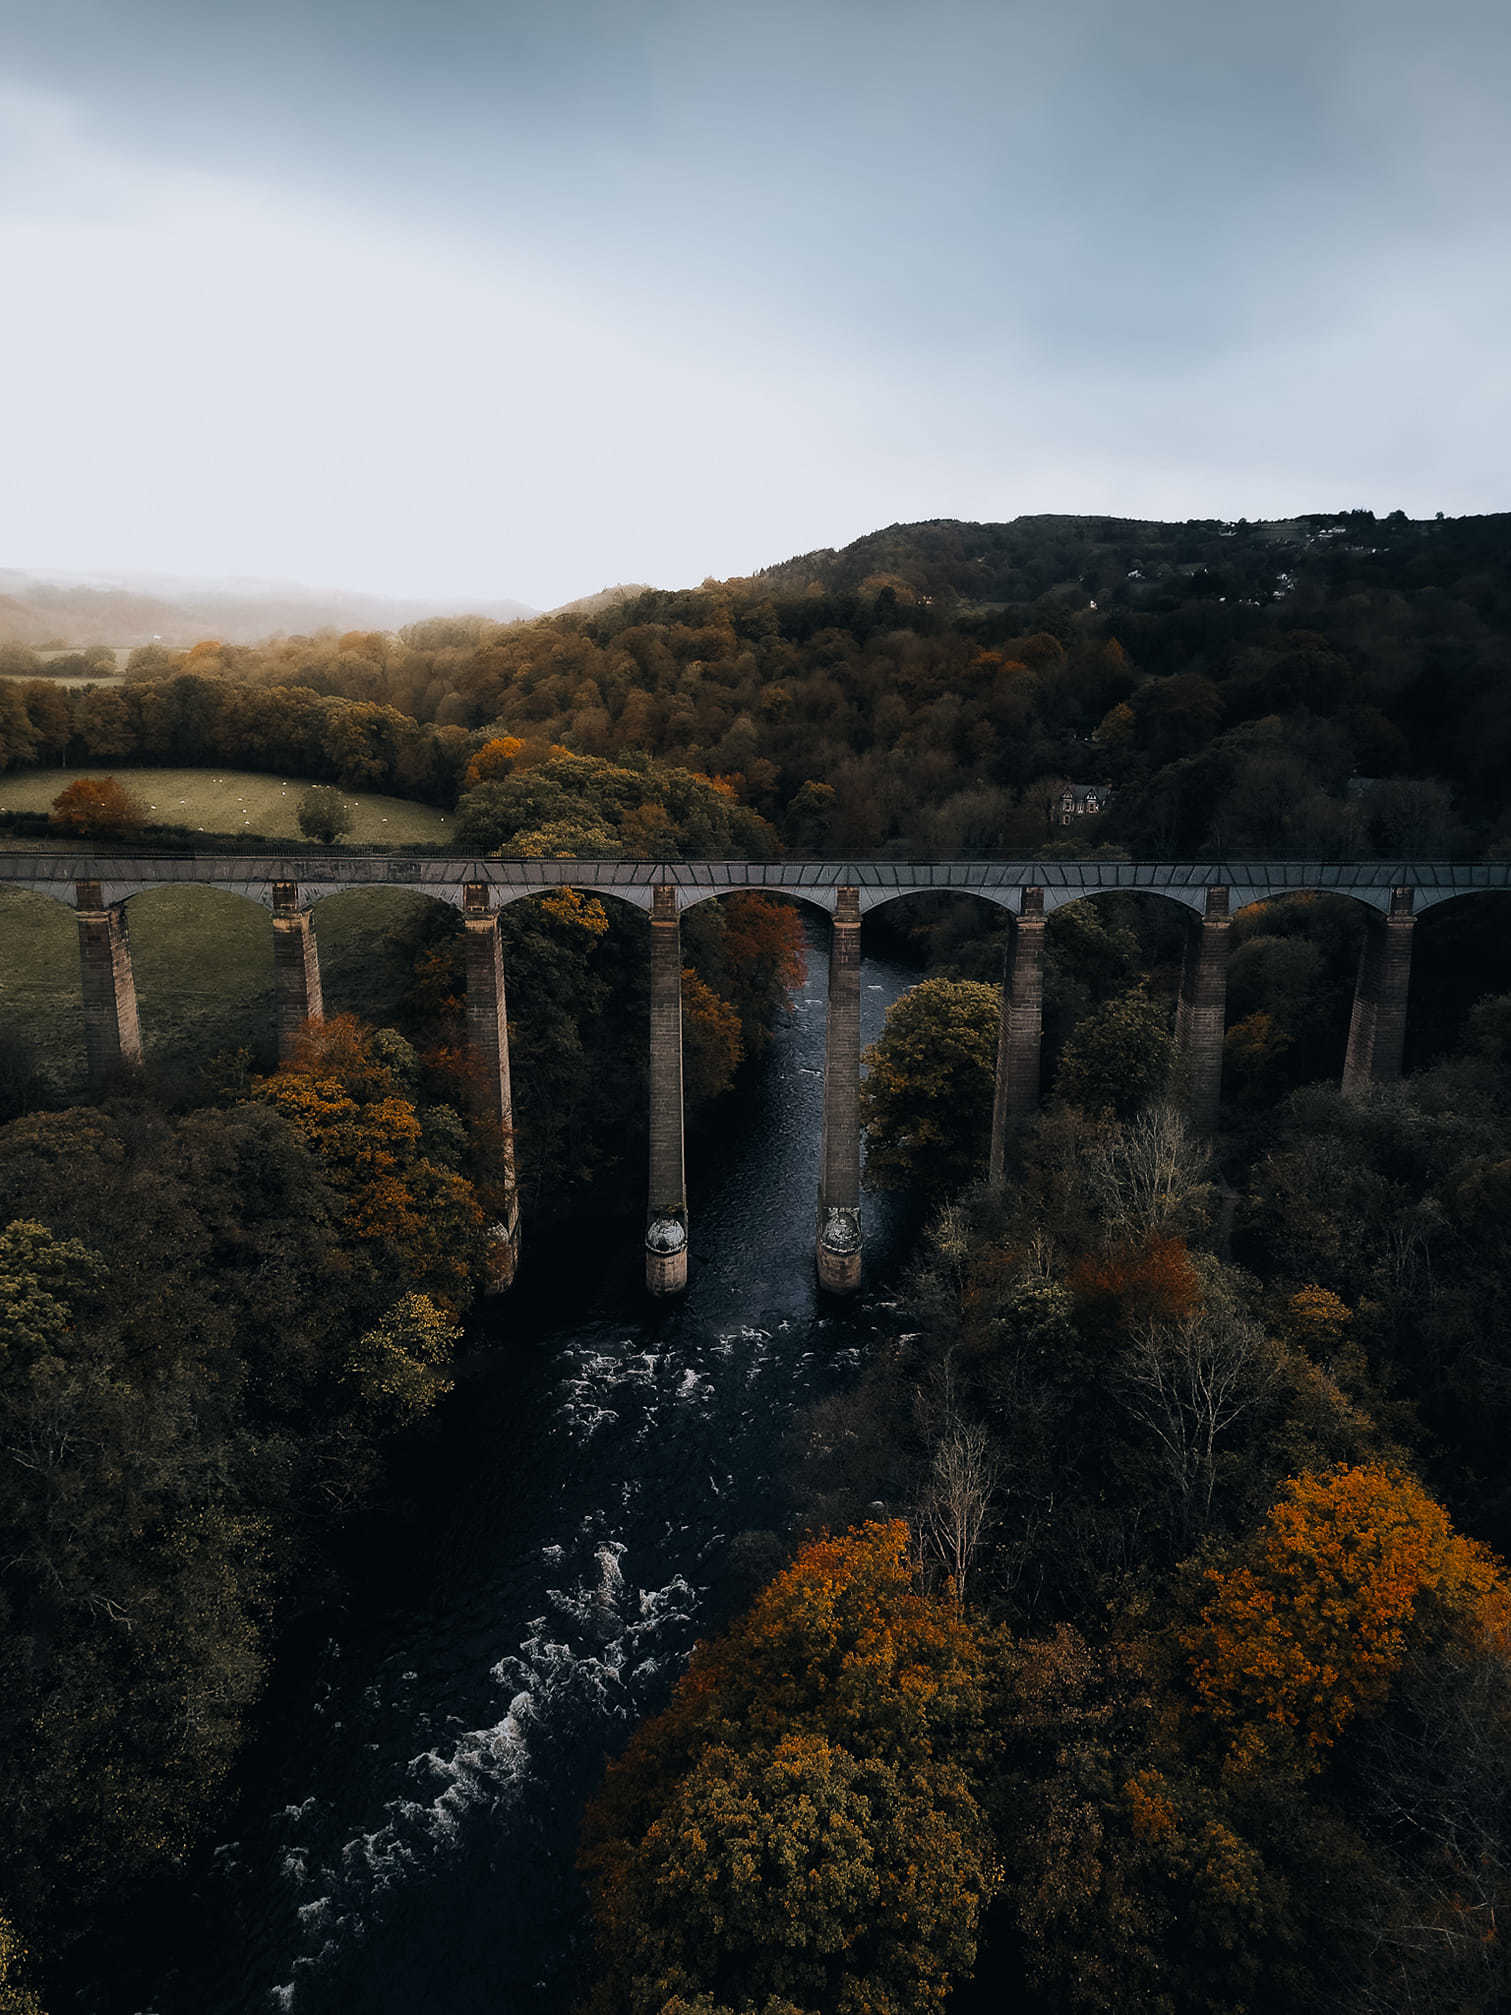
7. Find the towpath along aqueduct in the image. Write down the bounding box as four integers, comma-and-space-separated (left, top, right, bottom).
4, 854, 1508, 1296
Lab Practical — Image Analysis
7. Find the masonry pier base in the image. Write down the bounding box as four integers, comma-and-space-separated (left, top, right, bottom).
816, 1233, 862, 1296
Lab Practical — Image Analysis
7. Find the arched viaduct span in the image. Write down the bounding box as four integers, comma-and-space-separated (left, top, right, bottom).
4, 853, 1508, 1297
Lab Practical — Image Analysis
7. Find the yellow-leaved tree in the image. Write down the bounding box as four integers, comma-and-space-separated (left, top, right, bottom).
580, 1522, 998, 2015
1185, 1463, 1511, 1774
253, 1015, 483, 1319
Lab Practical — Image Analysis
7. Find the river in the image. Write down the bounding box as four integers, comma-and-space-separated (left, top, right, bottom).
118, 922, 919, 2015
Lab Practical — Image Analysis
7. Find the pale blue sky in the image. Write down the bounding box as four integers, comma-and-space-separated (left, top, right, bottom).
2, 0, 1507, 606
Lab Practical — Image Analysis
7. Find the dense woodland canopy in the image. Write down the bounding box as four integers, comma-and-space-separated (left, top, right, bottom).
1, 508, 1510, 860
1, 508, 1510, 2013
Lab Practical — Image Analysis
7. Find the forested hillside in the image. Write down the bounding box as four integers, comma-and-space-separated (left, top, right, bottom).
4, 508, 1506, 860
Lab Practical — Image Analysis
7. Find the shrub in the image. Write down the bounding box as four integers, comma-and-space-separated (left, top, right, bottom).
296, 785, 353, 844
47, 776, 145, 839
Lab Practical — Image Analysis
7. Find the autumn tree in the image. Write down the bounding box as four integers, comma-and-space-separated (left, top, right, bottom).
453, 751, 776, 861
1068, 1233, 1202, 1330
254, 1015, 483, 1316
580, 1522, 997, 2014
346, 1291, 461, 1423
680, 967, 743, 1105
47, 775, 145, 839
991, 1626, 1291, 2015
463, 734, 571, 786
689, 894, 807, 1060
1185, 1463, 1511, 1776
860, 978, 1000, 1199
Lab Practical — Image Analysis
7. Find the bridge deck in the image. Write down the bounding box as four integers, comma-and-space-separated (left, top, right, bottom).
0, 853, 1508, 915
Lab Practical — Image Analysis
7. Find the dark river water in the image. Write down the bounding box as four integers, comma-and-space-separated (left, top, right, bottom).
118, 924, 919, 2015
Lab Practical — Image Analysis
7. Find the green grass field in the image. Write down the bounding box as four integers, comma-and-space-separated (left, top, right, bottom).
0, 883, 443, 1095
0, 765, 456, 1092
0, 766, 453, 844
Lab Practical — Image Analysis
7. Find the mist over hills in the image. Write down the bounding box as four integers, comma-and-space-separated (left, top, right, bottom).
0, 569, 538, 650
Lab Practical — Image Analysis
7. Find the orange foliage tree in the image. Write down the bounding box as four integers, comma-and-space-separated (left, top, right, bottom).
695, 893, 807, 1067
463, 734, 572, 787
1185, 1463, 1511, 1775
721, 893, 806, 995
253, 1015, 483, 1316
1283, 1284, 1352, 1354
1069, 1233, 1202, 1329
580, 1522, 998, 2014
680, 966, 743, 1104
49, 775, 146, 838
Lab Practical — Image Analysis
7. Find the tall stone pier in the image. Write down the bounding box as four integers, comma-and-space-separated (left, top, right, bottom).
1175, 885, 1230, 1132
1343, 886, 1415, 1093
645, 884, 688, 1295
816, 886, 863, 1292
462, 883, 521, 1290
74, 881, 142, 1085
988, 886, 1046, 1185
271, 880, 324, 1059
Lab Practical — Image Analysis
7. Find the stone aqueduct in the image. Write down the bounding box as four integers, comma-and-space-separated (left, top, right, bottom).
4, 853, 1508, 1295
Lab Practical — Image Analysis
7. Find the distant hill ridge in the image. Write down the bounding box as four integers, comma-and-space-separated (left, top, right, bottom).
546, 583, 657, 618
747, 509, 1511, 610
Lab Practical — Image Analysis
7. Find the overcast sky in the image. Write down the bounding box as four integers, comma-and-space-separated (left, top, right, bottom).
1, 0, 1507, 608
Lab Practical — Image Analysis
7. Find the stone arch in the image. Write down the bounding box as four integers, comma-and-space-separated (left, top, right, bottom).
1230, 885, 1384, 921
97, 881, 280, 1072
296, 883, 466, 1030
677, 884, 835, 920
1042, 883, 1207, 921
0, 880, 76, 915
303, 881, 464, 917
494, 882, 655, 916
0, 881, 91, 1086
1040, 885, 1212, 999
115, 878, 280, 917
1029, 885, 1230, 1129
860, 886, 1019, 920
1413, 883, 1511, 918
1396, 887, 1511, 1071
